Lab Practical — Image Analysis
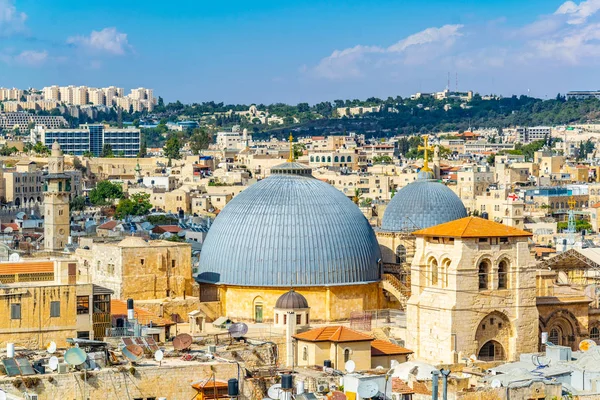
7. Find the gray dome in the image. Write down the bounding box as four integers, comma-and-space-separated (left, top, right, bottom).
275, 289, 309, 309
381, 178, 467, 232
197, 163, 381, 287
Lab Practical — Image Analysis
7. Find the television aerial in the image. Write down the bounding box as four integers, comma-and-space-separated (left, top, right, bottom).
356, 381, 378, 399
228, 322, 249, 338
122, 344, 144, 363
344, 360, 356, 373
47, 341, 57, 354
267, 384, 283, 400
173, 333, 193, 351
48, 356, 59, 371
64, 347, 87, 366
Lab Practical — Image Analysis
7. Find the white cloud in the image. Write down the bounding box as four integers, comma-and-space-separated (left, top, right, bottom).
311, 25, 463, 79
1, 49, 48, 66
554, 0, 600, 24
0, 0, 27, 36
67, 27, 132, 55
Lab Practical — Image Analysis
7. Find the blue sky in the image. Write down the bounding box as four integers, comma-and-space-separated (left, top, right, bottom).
1, 0, 599, 103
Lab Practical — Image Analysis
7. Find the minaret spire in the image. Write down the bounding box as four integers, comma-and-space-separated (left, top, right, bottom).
287, 133, 295, 162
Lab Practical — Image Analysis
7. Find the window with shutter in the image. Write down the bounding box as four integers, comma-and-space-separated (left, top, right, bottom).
50, 301, 61, 317
11, 304, 21, 319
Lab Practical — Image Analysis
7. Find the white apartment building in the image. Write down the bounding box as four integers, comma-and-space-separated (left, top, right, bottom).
516, 126, 551, 143
43, 85, 60, 101
88, 89, 106, 106
0, 112, 67, 129
216, 129, 252, 150
59, 86, 75, 105
0, 88, 24, 101
40, 85, 154, 111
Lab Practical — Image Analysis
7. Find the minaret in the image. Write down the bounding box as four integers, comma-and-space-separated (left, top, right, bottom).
44, 141, 70, 251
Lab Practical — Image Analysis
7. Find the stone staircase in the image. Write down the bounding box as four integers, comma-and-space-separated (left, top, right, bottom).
382, 273, 410, 310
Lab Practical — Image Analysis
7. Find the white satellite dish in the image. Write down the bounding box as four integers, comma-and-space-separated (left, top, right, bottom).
490, 379, 502, 388
267, 384, 283, 400
154, 350, 164, 362
47, 341, 57, 354
345, 360, 356, 373
357, 381, 379, 399
469, 354, 477, 363
8, 253, 20, 262
228, 322, 249, 338
48, 356, 59, 371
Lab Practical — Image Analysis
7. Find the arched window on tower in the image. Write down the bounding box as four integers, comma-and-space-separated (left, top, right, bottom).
430, 258, 439, 286
591, 326, 600, 343
498, 260, 508, 289
334, 156, 339, 162
395, 245, 407, 264
549, 327, 561, 345
344, 348, 351, 363
478, 260, 490, 290
341, 156, 346, 162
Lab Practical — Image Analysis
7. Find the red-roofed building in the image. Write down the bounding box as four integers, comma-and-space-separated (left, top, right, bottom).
152, 225, 182, 234
371, 339, 413, 368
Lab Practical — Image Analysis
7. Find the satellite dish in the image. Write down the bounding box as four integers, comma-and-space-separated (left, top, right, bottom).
64, 347, 87, 366
332, 391, 346, 400
47, 341, 57, 354
267, 384, 283, 400
154, 349, 164, 362
0, 390, 6, 400
390, 360, 399, 368
48, 356, 59, 371
469, 354, 478, 363
490, 379, 502, 388
345, 360, 356, 373
375, 366, 384, 370
228, 322, 249, 338
122, 345, 144, 362
173, 333, 193, 350
579, 339, 597, 352
357, 381, 379, 399
8, 253, 20, 262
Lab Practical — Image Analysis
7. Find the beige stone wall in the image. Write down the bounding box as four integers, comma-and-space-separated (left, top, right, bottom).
407, 236, 538, 364
218, 283, 381, 323
0, 362, 238, 400
331, 341, 371, 370
376, 232, 415, 265
0, 284, 78, 349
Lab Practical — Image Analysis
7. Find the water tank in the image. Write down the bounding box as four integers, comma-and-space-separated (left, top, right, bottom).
228, 378, 239, 397
281, 374, 293, 390
324, 360, 332, 368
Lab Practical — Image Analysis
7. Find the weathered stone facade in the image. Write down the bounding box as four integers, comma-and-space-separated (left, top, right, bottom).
407, 235, 539, 364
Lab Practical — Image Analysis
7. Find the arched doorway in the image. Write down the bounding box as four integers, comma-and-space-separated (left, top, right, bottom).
475, 311, 512, 361
253, 296, 264, 323
395, 245, 406, 264
478, 340, 505, 361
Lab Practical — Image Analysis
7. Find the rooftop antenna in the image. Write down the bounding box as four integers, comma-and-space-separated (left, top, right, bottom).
447, 72, 450, 90
456, 72, 458, 91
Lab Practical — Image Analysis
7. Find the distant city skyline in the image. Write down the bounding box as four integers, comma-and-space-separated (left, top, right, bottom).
2, 0, 600, 103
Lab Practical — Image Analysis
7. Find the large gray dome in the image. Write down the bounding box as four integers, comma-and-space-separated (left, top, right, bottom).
381, 178, 467, 232
197, 163, 381, 287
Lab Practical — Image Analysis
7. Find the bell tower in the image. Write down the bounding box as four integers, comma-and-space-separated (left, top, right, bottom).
44, 141, 70, 251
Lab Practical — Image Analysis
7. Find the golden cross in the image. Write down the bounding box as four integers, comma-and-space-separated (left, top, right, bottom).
568, 196, 576, 210
418, 134, 435, 171
287, 133, 295, 162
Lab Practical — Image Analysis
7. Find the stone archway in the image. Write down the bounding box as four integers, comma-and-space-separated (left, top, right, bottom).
540, 309, 582, 350
475, 311, 512, 362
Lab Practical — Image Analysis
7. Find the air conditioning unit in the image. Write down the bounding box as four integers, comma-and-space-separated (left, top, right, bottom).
317, 383, 329, 393
58, 363, 68, 374
25, 394, 39, 400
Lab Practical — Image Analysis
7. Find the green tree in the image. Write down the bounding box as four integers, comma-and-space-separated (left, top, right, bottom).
101, 144, 114, 158
164, 134, 182, 162
115, 192, 152, 218
373, 155, 392, 164
70, 195, 87, 211
189, 128, 211, 155
82, 151, 94, 158
33, 142, 50, 155
89, 181, 124, 205
0, 145, 18, 156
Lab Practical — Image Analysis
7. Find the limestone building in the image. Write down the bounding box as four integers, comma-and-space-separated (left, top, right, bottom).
75, 236, 194, 300
406, 217, 538, 364
197, 156, 382, 322
44, 141, 71, 251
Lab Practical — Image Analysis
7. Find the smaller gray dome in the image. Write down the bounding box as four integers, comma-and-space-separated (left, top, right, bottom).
275, 290, 309, 309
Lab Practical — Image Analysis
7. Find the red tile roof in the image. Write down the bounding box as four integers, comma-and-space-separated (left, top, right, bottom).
0, 223, 19, 231
153, 225, 182, 233
371, 340, 413, 356
293, 326, 374, 343
391, 378, 415, 395
98, 220, 119, 230
413, 216, 532, 238
0, 261, 54, 275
